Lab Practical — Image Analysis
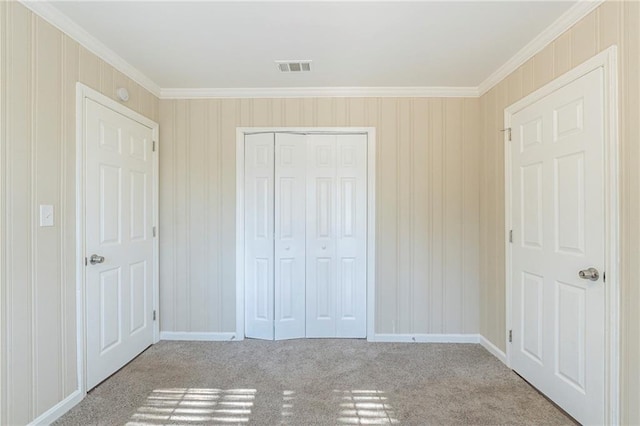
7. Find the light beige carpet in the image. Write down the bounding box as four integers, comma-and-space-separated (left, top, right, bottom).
55, 340, 573, 425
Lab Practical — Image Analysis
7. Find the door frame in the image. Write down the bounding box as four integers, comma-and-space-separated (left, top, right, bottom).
504, 46, 619, 423
75, 83, 160, 395
235, 127, 376, 340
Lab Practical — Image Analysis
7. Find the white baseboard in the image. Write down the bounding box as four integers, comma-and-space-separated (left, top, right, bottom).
28, 389, 84, 426
480, 335, 508, 366
369, 333, 481, 343
160, 331, 238, 341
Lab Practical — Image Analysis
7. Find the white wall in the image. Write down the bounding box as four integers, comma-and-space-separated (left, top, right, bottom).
158, 98, 482, 336
0, 2, 158, 424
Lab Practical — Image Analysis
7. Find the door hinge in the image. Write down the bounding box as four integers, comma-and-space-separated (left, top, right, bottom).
509, 229, 513, 243
500, 127, 512, 142
84, 257, 88, 266
152, 140, 156, 152
153, 310, 157, 321
153, 226, 157, 237
603, 271, 606, 283
509, 330, 513, 343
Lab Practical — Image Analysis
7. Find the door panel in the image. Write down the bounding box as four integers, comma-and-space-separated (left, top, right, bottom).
129, 261, 147, 334
99, 164, 121, 245
85, 99, 154, 390
555, 153, 585, 254
244, 134, 275, 340
316, 258, 333, 318
278, 259, 294, 318
521, 272, 543, 364
274, 134, 306, 340
130, 171, 147, 242
99, 267, 122, 351
510, 68, 605, 424
555, 280, 587, 391
520, 163, 543, 249
339, 259, 356, 318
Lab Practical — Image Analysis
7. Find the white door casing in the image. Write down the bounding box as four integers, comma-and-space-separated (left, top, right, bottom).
244, 133, 275, 340
274, 134, 307, 340
83, 96, 156, 390
509, 68, 605, 424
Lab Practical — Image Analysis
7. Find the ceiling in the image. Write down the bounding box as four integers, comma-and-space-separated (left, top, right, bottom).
47, 1, 577, 91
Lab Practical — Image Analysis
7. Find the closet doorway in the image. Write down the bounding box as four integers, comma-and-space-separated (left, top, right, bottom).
235, 129, 376, 341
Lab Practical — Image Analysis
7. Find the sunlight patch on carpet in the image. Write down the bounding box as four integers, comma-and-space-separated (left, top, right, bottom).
126, 388, 256, 425
334, 390, 399, 424
280, 390, 296, 423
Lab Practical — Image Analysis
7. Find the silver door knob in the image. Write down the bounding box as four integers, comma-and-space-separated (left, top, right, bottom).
90, 254, 105, 265
285, 246, 290, 251
322, 245, 326, 250
578, 267, 599, 281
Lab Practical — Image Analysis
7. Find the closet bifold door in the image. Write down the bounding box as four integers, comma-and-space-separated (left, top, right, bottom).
274, 134, 307, 340
306, 134, 367, 338
335, 135, 367, 337
244, 133, 275, 340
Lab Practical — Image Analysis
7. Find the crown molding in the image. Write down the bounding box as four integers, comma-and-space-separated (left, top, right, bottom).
477, 0, 605, 96
160, 86, 480, 99
19, 0, 162, 97
20, 0, 605, 101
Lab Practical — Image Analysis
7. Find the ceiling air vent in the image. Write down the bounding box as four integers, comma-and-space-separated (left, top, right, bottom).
276, 60, 312, 72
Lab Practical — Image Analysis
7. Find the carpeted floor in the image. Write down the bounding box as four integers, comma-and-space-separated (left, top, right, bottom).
55, 340, 573, 425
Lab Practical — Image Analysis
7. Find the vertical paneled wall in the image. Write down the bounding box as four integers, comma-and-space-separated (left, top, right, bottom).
158, 97, 481, 336
478, 1, 640, 423
0, 2, 159, 424
3, 0, 638, 424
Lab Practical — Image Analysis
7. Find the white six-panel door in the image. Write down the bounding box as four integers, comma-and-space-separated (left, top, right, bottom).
244, 133, 367, 340
85, 99, 155, 390
510, 68, 605, 424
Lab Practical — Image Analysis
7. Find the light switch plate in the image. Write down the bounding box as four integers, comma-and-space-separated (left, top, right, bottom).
39, 205, 54, 227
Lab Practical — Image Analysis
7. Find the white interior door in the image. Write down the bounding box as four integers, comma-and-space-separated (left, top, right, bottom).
274, 134, 306, 339
510, 68, 605, 424
85, 98, 155, 390
244, 133, 275, 340
306, 135, 367, 338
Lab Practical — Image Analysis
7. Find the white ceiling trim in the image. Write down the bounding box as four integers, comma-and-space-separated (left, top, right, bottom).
19, 0, 162, 97
477, 0, 605, 96
159, 86, 480, 99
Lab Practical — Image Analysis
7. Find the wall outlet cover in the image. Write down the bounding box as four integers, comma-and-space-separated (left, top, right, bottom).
39, 204, 54, 227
